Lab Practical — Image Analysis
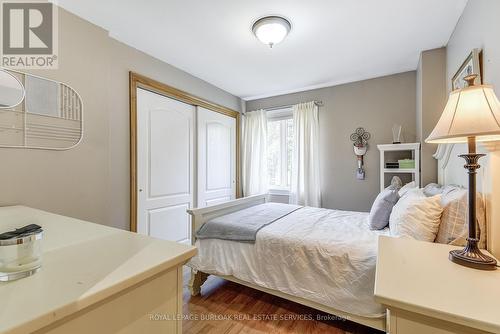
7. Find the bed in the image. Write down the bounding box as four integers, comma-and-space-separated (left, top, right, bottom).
187, 195, 388, 331
186, 142, 500, 333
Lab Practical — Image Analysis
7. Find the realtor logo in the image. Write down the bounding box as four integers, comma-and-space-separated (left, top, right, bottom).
1, 1, 58, 69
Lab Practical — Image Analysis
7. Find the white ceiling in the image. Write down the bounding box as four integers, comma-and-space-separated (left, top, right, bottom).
54, 0, 468, 100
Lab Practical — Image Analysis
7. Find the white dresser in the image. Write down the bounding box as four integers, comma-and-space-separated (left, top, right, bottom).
0, 206, 196, 334
375, 236, 500, 334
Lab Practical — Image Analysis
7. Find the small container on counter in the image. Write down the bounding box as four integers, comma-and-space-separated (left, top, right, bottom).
0, 224, 43, 282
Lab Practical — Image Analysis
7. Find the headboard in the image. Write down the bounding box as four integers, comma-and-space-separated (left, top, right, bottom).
434, 143, 500, 258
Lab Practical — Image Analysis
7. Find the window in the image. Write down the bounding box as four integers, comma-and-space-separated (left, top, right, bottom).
267, 108, 294, 189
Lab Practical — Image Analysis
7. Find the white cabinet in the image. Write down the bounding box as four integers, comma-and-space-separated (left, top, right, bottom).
374, 236, 500, 334
386, 309, 487, 334
0, 206, 196, 334
377, 143, 420, 191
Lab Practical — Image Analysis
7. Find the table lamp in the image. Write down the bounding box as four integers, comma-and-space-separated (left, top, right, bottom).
426, 74, 500, 270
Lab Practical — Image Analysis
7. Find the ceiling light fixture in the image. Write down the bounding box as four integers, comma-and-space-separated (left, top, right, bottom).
252, 16, 291, 48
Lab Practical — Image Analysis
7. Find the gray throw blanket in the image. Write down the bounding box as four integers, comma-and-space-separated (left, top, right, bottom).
196, 203, 302, 243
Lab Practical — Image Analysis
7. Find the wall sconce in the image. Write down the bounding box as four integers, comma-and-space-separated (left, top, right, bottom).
350, 127, 371, 180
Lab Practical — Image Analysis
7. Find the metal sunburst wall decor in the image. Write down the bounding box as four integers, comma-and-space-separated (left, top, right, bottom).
350, 127, 371, 180
350, 127, 371, 147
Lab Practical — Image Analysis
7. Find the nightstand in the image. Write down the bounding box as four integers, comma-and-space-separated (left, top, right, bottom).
374, 236, 500, 334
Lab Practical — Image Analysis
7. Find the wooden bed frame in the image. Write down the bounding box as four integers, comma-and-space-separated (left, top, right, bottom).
186, 194, 387, 332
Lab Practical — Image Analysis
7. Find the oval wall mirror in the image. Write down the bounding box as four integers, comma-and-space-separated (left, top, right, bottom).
0, 69, 83, 149
0, 69, 25, 109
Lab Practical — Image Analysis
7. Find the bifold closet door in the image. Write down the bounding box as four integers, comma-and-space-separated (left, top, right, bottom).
136, 88, 194, 245
197, 107, 236, 207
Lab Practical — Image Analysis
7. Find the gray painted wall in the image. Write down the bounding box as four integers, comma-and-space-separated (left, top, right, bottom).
416, 48, 447, 186
0, 8, 242, 230
247, 72, 416, 212
447, 0, 500, 94
6, 1, 494, 227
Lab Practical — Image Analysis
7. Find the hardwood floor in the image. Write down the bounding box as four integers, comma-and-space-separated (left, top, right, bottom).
183, 271, 384, 334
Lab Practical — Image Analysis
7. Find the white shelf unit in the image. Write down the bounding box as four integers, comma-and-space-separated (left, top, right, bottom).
377, 143, 420, 191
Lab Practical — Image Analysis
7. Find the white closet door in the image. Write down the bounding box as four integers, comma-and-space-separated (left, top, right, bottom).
197, 107, 236, 207
137, 88, 194, 245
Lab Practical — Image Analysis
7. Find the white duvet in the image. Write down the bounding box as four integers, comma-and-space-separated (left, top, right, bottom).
189, 206, 389, 318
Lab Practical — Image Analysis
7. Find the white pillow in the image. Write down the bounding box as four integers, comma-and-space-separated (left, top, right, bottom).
435, 186, 487, 248
423, 183, 443, 197
389, 188, 443, 242
398, 181, 416, 197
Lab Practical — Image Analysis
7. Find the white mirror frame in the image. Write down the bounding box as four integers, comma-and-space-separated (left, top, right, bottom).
0, 68, 84, 150
0, 69, 25, 109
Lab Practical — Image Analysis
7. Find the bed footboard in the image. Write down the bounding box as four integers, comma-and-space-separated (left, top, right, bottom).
188, 269, 209, 296
186, 194, 268, 296
187, 194, 268, 245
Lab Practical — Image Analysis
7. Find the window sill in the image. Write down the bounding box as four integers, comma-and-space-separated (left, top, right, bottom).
268, 188, 290, 196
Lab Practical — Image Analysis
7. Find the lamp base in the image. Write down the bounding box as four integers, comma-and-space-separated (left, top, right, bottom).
449, 238, 497, 270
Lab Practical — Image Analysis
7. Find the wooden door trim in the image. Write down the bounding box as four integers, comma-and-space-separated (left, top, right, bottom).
129, 72, 241, 232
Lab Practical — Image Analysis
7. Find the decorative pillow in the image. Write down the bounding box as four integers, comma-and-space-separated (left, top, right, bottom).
389, 188, 443, 242
398, 181, 416, 197
368, 186, 400, 230
390, 176, 403, 189
423, 183, 443, 197
435, 186, 487, 248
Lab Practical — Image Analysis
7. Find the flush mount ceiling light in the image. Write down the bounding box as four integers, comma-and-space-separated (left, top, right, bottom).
252, 16, 291, 48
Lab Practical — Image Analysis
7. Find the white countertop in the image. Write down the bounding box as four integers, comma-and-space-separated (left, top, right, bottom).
374, 235, 500, 333
0, 206, 196, 334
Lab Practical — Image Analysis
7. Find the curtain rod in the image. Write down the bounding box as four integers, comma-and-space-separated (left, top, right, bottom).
264, 101, 323, 112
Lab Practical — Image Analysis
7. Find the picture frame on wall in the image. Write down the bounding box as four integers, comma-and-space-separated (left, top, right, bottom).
452, 48, 483, 90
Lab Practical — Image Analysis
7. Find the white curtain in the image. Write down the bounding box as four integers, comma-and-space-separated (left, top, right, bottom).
290, 101, 321, 207
242, 109, 268, 196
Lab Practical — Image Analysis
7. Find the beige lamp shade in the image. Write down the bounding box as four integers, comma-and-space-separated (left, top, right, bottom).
425, 84, 500, 144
